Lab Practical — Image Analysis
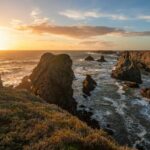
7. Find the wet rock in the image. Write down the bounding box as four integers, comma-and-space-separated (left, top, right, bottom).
85, 55, 94, 61
97, 55, 106, 62
141, 88, 150, 99
18, 53, 77, 113
111, 52, 142, 84
82, 75, 97, 97
123, 81, 139, 88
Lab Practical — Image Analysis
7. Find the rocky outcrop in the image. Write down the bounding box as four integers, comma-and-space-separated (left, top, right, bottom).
85, 55, 94, 61
127, 51, 150, 72
82, 75, 97, 97
97, 55, 106, 62
111, 52, 142, 84
141, 88, 150, 99
17, 53, 77, 113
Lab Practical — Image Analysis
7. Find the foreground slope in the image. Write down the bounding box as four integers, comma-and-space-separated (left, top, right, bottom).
0, 87, 131, 150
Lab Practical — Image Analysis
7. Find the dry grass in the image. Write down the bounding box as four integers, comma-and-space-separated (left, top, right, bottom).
0, 88, 132, 150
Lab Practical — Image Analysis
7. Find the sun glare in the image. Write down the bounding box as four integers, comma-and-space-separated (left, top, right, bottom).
0, 30, 10, 50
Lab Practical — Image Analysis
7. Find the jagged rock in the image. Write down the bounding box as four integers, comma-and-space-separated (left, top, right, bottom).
123, 81, 139, 88
97, 55, 106, 62
82, 75, 97, 97
141, 88, 150, 99
18, 53, 77, 113
85, 55, 94, 61
111, 52, 142, 84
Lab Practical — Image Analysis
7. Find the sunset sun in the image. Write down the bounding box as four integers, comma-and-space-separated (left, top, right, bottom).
0, 30, 10, 50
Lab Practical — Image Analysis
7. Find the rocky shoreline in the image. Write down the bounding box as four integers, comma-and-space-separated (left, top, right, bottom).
17, 51, 150, 142
0, 50, 149, 150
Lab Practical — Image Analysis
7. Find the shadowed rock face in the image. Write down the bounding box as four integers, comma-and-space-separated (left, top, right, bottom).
18, 53, 77, 113
111, 52, 142, 84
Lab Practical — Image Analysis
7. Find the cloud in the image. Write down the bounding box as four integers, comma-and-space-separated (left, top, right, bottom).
30, 8, 51, 25
31, 8, 41, 19
16, 21, 150, 39
16, 23, 125, 38
59, 10, 128, 20
80, 40, 115, 48
123, 31, 150, 36
138, 15, 150, 21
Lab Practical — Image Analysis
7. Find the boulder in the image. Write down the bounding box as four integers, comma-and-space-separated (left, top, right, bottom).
97, 55, 106, 62
85, 55, 94, 61
17, 53, 77, 113
111, 52, 142, 84
82, 75, 97, 97
141, 88, 150, 99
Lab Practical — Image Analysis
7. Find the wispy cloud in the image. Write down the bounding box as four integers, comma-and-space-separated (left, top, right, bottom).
30, 8, 54, 25
138, 15, 150, 21
16, 23, 125, 38
15, 20, 150, 39
59, 9, 128, 21
80, 40, 115, 48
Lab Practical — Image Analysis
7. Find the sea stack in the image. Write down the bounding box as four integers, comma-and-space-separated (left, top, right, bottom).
111, 52, 142, 84
17, 53, 77, 113
82, 74, 97, 97
85, 55, 94, 61
97, 55, 106, 62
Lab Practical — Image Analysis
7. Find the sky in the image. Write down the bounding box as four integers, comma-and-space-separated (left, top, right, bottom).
0, 0, 150, 50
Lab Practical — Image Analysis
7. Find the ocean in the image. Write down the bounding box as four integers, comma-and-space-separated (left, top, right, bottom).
0, 50, 150, 149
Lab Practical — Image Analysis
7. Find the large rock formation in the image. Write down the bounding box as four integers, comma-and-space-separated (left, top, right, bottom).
17, 53, 76, 113
111, 52, 142, 84
82, 75, 97, 97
